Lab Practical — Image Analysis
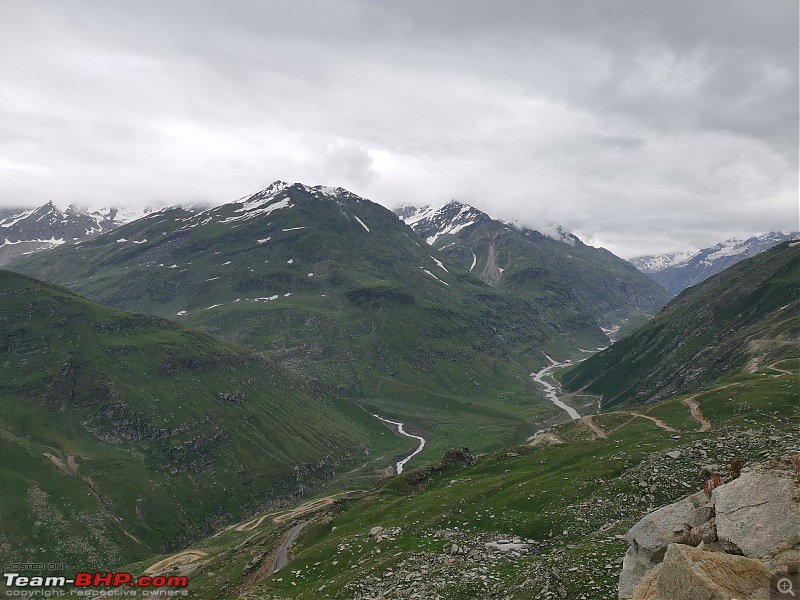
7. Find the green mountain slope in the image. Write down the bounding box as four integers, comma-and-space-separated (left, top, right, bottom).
397, 202, 670, 341
9, 182, 604, 454
562, 241, 799, 407
0, 270, 403, 569
129, 367, 798, 599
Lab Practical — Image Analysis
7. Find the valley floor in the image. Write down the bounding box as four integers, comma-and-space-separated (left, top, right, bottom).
127, 363, 798, 599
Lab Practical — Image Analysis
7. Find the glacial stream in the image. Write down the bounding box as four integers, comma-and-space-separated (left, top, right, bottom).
532, 355, 581, 420
373, 414, 426, 474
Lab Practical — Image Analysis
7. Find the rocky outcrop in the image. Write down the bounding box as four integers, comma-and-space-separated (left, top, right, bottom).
618, 491, 711, 598
713, 471, 800, 557
619, 463, 800, 599
84, 401, 167, 443
631, 543, 771, 600
217, 391, 246, 404
369, 526, 401, 543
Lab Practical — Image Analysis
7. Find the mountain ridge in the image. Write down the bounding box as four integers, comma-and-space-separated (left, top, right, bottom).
9, 182, 595, 457
395, 199, 670, 338
629, 231, 797, 295
0, 201, 159, 266
563, 240, 799, 407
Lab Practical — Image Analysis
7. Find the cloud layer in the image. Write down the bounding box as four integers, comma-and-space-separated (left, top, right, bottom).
1, 0, 797, 256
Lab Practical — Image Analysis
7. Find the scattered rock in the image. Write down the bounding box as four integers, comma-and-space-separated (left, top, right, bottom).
698, 464, 720, 479
449, 543, 467, 555
485, 541, 528, 553
369, 526, 384, 538
367, 525, 401, 543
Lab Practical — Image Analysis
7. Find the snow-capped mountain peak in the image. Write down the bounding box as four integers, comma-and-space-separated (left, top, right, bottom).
628, 250, 699, 274
397, 201, 582, 248
0, 201, 161, 265
699, 233, 790, 265
396, 200, 484, 245
629, 231, 798, 295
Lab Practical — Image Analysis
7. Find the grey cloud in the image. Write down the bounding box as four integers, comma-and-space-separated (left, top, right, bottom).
317, 142, 377, 187
0, 0, 796, 257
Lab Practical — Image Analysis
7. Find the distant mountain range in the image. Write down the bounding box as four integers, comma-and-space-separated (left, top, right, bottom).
630, 231, 797, 295
6, 183, 587, 456
0, 201, 156, 265
3, 187, 797, 587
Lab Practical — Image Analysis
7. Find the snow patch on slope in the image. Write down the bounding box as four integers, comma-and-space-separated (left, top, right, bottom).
354, 215, 370, 232
420, 267, 449, 286
220, 197, 293, 224
430, 256, 449, 272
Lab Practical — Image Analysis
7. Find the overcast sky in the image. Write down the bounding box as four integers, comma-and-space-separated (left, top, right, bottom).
1, 1, 797, 257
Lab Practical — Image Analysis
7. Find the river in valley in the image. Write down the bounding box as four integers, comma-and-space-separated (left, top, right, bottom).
373, 414, 426, 474
531, 355, 581, 420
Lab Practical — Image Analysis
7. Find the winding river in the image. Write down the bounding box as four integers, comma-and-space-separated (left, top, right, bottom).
373, 414, 426, 474
532, 355, 581, 420
373, 353, 585, 467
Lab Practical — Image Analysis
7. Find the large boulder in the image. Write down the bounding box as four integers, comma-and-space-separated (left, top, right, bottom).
631, 543, 771, 600
618, 491, 711, 598
713, 471, 800, 558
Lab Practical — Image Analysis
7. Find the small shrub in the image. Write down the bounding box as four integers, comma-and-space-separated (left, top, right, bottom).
703, 473, 722, 497
730, 458, 742, 479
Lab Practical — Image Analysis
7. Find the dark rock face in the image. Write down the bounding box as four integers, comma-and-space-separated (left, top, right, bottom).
46, 355, 80, 405
442, 447, 477, 467
84, 401, 167, 443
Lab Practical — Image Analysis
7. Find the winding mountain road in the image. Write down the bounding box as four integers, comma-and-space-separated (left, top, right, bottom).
274, 521, 309, 572
683, 397, 712, 431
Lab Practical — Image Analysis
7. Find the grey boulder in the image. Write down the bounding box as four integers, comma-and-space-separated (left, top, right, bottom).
713, 471, 800, 558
